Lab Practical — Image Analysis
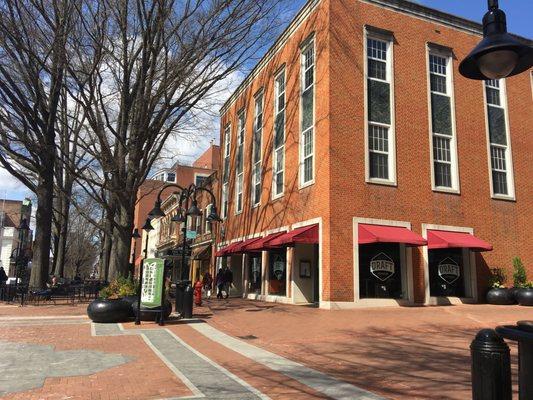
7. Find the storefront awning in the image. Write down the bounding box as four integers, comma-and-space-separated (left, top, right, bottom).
427, 230, 493, 252
245, 232, 286, 251
269, 224, 319, 247
358, 224, 427, 246
233, 237, 263, 253
191, 244, 211, 260
215, 241, 243, 257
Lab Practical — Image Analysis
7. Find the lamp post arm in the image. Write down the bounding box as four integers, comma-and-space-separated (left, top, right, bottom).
194, 186, 217, 206
156, 183, 186, 203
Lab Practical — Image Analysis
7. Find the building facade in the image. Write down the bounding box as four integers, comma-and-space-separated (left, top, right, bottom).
215, 0, 533, 308
0, 198, 32, 277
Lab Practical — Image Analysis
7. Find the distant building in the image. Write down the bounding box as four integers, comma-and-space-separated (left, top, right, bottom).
133, 144, 220, 272
0, 198, 32, 277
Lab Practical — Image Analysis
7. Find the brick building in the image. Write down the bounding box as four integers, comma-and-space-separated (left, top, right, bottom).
214, 0, 533, 308
0, 198, 32, 277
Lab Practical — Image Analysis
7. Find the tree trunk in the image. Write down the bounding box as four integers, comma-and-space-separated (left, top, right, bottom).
99, 231, 112, 281
107, 201, 134, 280
54, 187, 71, 278
29, 170, 54, 288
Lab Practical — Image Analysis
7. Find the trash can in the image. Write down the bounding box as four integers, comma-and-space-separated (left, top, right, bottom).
175, 280, 193, 317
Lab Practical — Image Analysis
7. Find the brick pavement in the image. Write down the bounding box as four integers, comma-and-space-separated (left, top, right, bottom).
1, 300, 531, 399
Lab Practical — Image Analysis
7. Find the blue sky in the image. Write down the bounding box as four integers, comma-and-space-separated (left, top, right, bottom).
1, 0, 531, 202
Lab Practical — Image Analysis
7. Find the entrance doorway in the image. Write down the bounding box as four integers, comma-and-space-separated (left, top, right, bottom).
292, 243, 319, 303
428, 248, 470, 298
248, 254, 262, 294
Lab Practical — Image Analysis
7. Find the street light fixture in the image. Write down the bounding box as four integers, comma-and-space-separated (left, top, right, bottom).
459, 0, 533, 80
12, 218, 30, 305
130, 228, 141, 280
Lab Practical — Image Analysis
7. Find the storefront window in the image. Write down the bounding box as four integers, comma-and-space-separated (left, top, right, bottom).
268, 250, 286, 296
429, 248, 465, 297
359, 243, 403, 299
249, 255, 262, 294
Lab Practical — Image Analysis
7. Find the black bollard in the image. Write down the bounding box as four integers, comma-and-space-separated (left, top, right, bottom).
182, 282, 193, 319
517, 321, 533, 400
471, 329, 512, 400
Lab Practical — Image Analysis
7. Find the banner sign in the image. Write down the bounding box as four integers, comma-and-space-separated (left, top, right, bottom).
370, 253, 395, 281
141, 258, 165, 308
186, 230, 197, 239
438, 257, 460, 284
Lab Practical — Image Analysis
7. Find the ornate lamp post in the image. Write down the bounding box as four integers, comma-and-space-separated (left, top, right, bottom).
130, 228, 141, 280
460, 0, 533, 80
135, 218, 154, 325
10, 218, 29, 305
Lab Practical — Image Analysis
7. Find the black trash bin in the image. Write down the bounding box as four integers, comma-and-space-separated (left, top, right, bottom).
175, 280, 193, 317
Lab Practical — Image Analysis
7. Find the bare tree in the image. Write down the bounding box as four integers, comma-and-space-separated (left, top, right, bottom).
67, 0, 284, 279
0, 0, 76, 288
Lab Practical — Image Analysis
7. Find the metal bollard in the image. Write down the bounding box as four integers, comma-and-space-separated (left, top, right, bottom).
471, 329, 512, 400
182, 283, 193, 319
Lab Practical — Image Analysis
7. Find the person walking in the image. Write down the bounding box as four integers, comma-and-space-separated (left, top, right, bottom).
0, 266, 8, 301
223, 266, 233, 299
202, 271, 213, 299
216, 267, 225, 299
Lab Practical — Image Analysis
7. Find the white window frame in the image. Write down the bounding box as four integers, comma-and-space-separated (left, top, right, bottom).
426, 47, 460, 193
251, 90, 264, 207
205, 204, 212, 233
363, 30, 397, 186
221, 124, 231, 219
235, 110, 245, 214
299, 38, 316, 188
272, 68, 286, 200
194, 173, 209, 187
483, 79, 515, 201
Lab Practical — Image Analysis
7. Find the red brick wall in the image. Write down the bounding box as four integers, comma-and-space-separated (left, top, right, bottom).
219, 0, 533, 302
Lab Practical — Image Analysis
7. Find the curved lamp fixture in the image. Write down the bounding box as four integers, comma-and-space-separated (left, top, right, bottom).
131, 228, 141, 239
142, 218, 154, 231
459, 0, 533, 80
148, 200, 165, 218
186, 200, 202, 216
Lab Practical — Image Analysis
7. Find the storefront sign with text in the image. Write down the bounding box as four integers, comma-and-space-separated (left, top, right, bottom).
141, 258, 165, 308
370, 253, 395, 281
438, 258, 460, 284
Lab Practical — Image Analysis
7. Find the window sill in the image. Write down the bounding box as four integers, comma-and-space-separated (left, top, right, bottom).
299, 180, 315, 190
271, 193, 284, 202
366, 178, 397, 187
491, 194, 516, 202
432, 187, 460, 195
251, 202, 261, 209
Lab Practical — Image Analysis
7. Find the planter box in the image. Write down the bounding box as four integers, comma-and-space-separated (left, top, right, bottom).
516, 288, 533, 306
87, 298, 132, 323
486, 288, 515, 305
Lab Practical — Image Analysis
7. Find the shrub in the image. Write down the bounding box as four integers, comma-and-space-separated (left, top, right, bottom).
512, 257, 527, 288
99, 276, 137, 299
488, 268, 507, 289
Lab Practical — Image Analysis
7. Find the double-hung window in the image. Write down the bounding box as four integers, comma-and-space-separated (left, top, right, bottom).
205, 204, 212, 233
235, 111, 245, 214
428, 50, 459, 191
366, 34, 395, 184
221, 125, 231, 219
251, 92, 263, 206
273, 69, 286, 198
300, 40, 315, 186
484, 79, 514, 198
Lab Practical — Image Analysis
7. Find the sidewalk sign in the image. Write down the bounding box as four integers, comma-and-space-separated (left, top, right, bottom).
141, 258, 165, 308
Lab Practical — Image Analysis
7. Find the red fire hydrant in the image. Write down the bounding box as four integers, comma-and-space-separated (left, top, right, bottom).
194, 280, 203, 306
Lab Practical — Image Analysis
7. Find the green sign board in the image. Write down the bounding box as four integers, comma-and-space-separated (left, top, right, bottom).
186, 230, 197, 239
141, 258, 165, 308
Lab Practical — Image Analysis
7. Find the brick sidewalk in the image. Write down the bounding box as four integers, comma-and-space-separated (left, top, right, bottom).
0, 300, 529, 399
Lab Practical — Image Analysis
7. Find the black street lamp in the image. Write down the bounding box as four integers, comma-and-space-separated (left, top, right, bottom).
130, 228, 141, 280
460, 0, 533, 80
10, 218, 29, 305
135, 218, 154, 325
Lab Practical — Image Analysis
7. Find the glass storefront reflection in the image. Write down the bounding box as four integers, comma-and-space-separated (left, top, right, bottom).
269, 249, 286, 296
359, 243, 403, 299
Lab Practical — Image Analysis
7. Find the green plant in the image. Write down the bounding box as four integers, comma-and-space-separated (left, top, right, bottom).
522, 281, 533, 289
488, 268, 507, 289
512, 257, 527, 288
99, 276, 137, 299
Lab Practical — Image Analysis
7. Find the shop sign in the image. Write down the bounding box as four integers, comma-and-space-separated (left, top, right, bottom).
186, 230, 197, 239
438, 257, 460, 284
370, 253, 395, 281
141, 258, 165, 308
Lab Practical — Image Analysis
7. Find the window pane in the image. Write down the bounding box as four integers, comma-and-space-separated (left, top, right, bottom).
368, 59, 386, 80
370, 152, 388, 179
490, 146, 506, 171
303, 128, 313, 156
492, 171, 508, 195
485, 87, 500, 106
275, 112, 285, 148
434, 162, 452, 187
223, 159, 229, 182
367, 38, 387, 60
429, 54, 446, 75
276, 172, 283, 194
433, 136, 451, 162
304, 157, 313, 182
488, 106, 507, 145
302, 88, 313, 130
430, 74, 446, 94
369, 125, 388, 152
431, 93, 452, 135
368, 79, 391, 124
236, 146, 243, 173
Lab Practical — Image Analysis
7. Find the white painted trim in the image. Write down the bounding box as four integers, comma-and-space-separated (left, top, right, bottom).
247, 293, 294, 304
426, 45, 460, 194
272, 68, 286, 200
251, 91, 264, 208
482, 79, 516, 201
320, 299, 413, 310
421, 223, 478, 305
353, 217, 415, 305
363, 28, 397, 186
235, 109, 246, 215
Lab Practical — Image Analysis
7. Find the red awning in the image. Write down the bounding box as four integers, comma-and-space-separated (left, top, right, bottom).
215, 241, 243, 257
427, 230, 493, 252
246, 232, 286, 251
233, 237, 263, 253
269, 224, 319, 247
358, 224, 427, 246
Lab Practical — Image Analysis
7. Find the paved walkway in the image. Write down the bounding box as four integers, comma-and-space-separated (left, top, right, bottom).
0, 301, 530, 399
